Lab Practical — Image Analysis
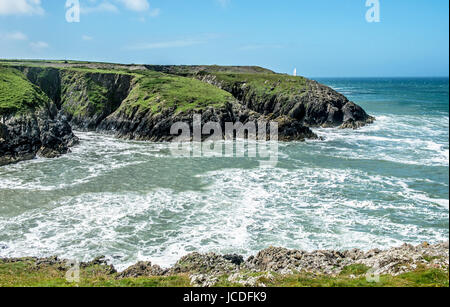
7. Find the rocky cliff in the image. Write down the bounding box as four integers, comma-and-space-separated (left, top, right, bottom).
0, 66, 78, 166
96, 71, 317, 142
145, 65, 375, 129
1, 60, 375, 165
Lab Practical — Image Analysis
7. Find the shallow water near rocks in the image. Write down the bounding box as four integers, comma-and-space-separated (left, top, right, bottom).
0, 78, 448, 270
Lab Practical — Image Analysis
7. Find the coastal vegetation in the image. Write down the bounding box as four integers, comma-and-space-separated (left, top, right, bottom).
0, 63, 235, 119
0, 259, 447, 287
0, 59, 373, 164
1, 242, 448, 288
0, 66, 49, 115
0, 60, 448, 288
117, 71, 234, 116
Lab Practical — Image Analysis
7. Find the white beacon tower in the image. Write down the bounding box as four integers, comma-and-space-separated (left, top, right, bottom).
293, 68, 297, 77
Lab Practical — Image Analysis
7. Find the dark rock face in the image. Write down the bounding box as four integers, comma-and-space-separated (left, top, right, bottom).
196, 74, 375, 129
0, 106, 79, 166
340, 101, 375, 129
98, 102, 318, 142
2, 64, 374, 161
275, 116, 319, 141
142, 66, 375, 129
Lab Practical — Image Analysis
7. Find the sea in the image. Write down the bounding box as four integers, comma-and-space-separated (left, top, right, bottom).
0, 77, 448, 270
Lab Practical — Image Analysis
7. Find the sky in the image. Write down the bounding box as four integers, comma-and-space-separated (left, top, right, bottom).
0, 0, 449, 77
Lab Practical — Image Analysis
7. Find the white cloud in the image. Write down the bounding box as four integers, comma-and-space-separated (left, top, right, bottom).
1, 31, 28, 41
81, 0, 159, 17
0, 0, 44, 16
82, 35, 94, 41
30, 41, 49, 49
135, 7, 160, 22
81, 1, 119, 14
118, 0, 149, 12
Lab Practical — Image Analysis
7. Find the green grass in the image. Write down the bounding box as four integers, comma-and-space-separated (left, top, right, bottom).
1, 62, 234, 119
0, 260, 191, 287
0, 260, 447, 287
118, 71, 234, 116
60, 72, 92, 117
214, 267, 449, 288
204, 65, 274, 74
340, 264, 371, 276
63, 67, 135, 75
211, 72, 309, 96
0, 66, 49, 115
0, 59, 136, 69
0, 60, 137, 76
86, 78, 110, 113
422, 255, 443, 263
145, 65, 275, 77
266, 268, 449, 287
60, 70, 120, 117
2, 61, 302, 120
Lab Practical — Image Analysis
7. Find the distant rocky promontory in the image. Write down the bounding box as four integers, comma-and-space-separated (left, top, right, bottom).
1, 60, 375, 166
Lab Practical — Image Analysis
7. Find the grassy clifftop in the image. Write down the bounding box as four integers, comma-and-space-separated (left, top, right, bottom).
118, 71, 234, 116
208, 72, 309, 97
0, 259, 447, 287
0, 60, 322, 117
1, 59, 374, 135
0, 66, 49, 115
143, 64, 370, 128
1, 62, 235, 120
143, 64, 309, 97
144, 64, 275, 76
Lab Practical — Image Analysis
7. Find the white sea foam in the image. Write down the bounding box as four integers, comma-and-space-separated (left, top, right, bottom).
312, 114, 449, 167
0, 121, 448, 269
0, 161, 448, 269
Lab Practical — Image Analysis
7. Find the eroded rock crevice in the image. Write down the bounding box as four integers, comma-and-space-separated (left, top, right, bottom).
0, 104, 79, 166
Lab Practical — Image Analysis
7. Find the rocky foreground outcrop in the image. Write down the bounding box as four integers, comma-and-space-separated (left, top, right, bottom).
170, 241, 449, 286
2, 242, 447, 287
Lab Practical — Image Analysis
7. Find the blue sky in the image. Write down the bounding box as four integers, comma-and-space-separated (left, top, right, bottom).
0, 0, 448, 77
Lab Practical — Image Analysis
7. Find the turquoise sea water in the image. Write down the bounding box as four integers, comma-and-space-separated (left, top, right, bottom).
0, 78, 448, 269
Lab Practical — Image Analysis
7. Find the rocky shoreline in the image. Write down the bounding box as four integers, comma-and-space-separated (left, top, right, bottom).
1, 61, 375, 167
0, 105, 79, 166
1, 241, 448, 287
